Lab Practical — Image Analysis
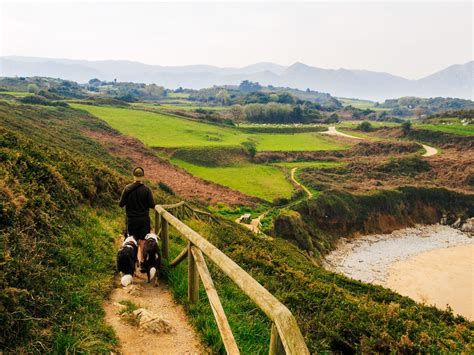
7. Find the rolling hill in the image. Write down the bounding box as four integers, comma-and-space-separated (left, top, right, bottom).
1, 56, 472, 101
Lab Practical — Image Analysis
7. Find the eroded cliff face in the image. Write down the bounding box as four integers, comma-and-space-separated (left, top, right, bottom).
273, 210, 318, 257
273, 187, 474, 258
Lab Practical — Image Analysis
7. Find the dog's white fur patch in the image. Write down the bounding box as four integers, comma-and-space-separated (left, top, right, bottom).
121, 274, 133, 287
145, 233, 160, 242
123, 236, 137, 246
150, 267, 156, 280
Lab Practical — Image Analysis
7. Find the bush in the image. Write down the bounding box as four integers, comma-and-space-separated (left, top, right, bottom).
357, 121, 373, 132
272, 197, 290, 206
401, 120, 412, 135
19, 95, 69, 107
377, 156, 431, 176
241, 140, 257, 159
158, 181, 175, 195
27, 83, 39, 93
325, 113, 339, 124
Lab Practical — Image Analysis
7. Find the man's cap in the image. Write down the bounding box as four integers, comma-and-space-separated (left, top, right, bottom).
133, 167, 144, 177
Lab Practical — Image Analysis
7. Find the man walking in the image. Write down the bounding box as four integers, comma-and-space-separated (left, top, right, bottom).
119, 167, 155, 272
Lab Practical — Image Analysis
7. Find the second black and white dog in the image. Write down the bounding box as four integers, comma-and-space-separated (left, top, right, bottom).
142, 233, 161, 286
117, 236, 138, 286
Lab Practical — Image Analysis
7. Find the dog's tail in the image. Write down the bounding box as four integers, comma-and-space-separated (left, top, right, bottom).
121, 274, 133, 287
150, 267, 156, 280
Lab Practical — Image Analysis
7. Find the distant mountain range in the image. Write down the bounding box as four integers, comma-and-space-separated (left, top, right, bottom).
0, 56, 472, 101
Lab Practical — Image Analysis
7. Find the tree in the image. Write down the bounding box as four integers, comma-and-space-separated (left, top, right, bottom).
88, 78, 102, 87
277, 92, 294, 104
27, 84, 39, 93
239, 80, 261, 93
216, 89, 230, 105
325, 113, 339, 124
414, 106, 424, 119
401, 120, 412, 135
143, 84, 165, 98
229, 105, 245, 122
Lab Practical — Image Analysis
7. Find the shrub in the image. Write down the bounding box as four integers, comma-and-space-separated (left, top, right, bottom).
357, 121, 373, 132
241, 140, 257, 159
158, 181, 175, 195
19, 95, 69, 107
401, 120, 412, 135
27, 83, 39, 93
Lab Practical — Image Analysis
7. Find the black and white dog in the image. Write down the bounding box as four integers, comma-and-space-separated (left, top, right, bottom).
117, 236, 138, 286
142, 233, 161, 286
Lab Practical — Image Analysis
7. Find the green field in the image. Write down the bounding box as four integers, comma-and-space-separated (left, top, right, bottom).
166, 92, 190, 98
72, 104, 247, 147
273, 161, 343, 169
134, 102, 226, 112
73, 104, 349, 151
338, 98, 389, 111
172, 159, 294, 201
417, 123, 474, 136
0, 91, 33, 97
255, 132, 349, 151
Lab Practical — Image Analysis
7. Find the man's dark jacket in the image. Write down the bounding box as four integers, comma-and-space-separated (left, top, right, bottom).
119, 182, 155, 218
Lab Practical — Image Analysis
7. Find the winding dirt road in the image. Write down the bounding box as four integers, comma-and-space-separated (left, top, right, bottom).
421, 144, 438, 157
322, 126, 438, 157
291, 168, 313, 198
321, 126, 363, 139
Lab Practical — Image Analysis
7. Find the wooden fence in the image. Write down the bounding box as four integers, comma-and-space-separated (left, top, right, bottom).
154, 202, 309, 355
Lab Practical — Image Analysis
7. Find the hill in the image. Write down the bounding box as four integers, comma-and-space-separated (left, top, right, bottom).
1, 99, 473, 353
1, 56, 472, 101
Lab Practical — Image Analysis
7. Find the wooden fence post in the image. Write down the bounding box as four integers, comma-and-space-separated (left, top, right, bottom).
154, 210, 161, 235
161, 217, 169, 259
188, 242, 199, 303
269, 323, 285, 355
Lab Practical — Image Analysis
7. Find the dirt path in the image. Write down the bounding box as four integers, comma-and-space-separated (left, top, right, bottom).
322, 126, 439, 158
104, 273, 205, 355
421, 144, 438, 157
85, 129, 258, 206
235, 213, 265, 234
290, 168, 313, 198
321, 126, 363, 139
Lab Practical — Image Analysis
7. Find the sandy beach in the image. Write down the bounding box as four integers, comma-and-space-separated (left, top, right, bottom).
323, 224, 473, 320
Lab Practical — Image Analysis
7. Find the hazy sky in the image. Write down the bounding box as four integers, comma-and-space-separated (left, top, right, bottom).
0, 1, 472, 79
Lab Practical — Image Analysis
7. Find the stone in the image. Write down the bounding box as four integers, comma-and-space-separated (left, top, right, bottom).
451, 218, 462, 229
132, 308, 174, 334
460, 217, 474, 234
125, 284, 143, 296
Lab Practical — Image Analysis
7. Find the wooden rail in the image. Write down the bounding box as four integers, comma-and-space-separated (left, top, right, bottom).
154, 203, 309, 355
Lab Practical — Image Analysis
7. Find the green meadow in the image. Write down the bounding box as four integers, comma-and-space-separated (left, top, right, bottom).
0, 91, 33, 97
133, 102, 226, 112
72, 104, 247, 147
73, 104, 350, 151
338, 97, 389, 111
273, 161, 343, 169
172, 159, 294, 201
417, 123, 474, 136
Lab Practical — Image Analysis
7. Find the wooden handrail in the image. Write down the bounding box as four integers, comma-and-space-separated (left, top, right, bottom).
155, 204, 309, 355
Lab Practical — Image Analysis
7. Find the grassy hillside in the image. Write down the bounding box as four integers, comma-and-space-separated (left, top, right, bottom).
0, 101, 168, 352
172, 159, 295, 201
168, 211, 473, 353
72, 104, 349, 151
1, 105, 119, 351
2, 100, 473, 354
71, 104, 247, 148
